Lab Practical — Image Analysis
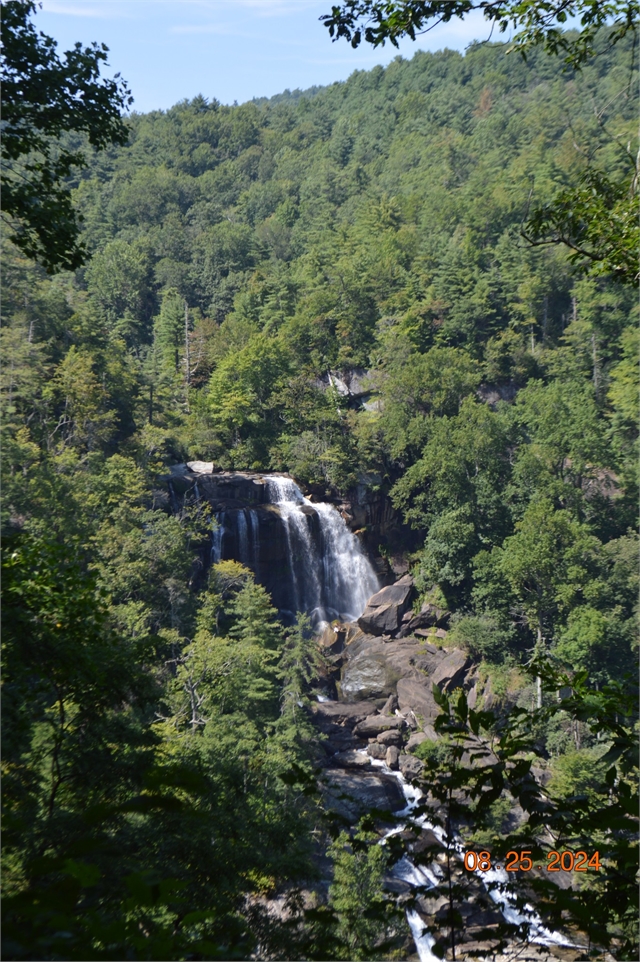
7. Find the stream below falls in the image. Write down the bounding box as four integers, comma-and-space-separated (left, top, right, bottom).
358, 750, 579, 961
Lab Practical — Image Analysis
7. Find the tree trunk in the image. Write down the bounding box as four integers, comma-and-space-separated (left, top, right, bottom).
536, 625, 543, 709
184, 302, 191, 412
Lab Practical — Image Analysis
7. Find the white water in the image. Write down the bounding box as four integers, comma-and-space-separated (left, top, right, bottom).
211, 511, 226, 563
236, 508, 249, 562
351, 752, 578, 961
264, 476, 379, 624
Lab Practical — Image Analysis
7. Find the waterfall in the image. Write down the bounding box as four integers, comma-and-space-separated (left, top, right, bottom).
313, 501, 379, 620
247, 508, 260, 568
266, 476, 379, 625
209, 474, 379, 625
362, 754, 579, 961
236, 508, 250, 564
211, 511, 226, 563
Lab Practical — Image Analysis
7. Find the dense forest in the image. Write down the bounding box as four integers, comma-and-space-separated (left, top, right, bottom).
2, 9, 638, 961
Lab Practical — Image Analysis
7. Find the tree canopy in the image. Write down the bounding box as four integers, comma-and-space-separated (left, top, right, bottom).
0, 0, 132, 271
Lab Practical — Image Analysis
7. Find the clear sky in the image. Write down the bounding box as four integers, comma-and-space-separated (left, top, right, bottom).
38, 0, 496, 113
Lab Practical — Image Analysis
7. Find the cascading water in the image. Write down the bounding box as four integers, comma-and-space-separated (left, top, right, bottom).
209, 475, 379, 626
266, 476, 379, 624
236, 508, 250, 562
211, 511, 226, 563
361, 752, 579, 962
247, 508, 260, 568
313, 501, 381, 619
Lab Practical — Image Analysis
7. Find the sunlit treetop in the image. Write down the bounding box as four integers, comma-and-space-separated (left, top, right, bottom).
0, 0, 133, 272
321, 0, 638, 68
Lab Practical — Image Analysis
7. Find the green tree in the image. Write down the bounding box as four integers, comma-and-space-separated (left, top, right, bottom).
86, 239, 152, 343
0, 0, 132, 271
328, 830, 399, 960
153, 288, 185, 373
410, 673, 639, 959
321, 1, 637, 68
321, 2, 639, 282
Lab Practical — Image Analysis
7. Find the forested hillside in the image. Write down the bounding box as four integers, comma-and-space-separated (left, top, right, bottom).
2, 23, 638, 961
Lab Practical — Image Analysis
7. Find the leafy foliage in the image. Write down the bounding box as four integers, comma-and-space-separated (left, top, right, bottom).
1, 12, 638, 960
0, 1, 132, 271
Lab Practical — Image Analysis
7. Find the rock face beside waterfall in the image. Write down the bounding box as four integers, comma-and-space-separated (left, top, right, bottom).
314, 575, 483, 820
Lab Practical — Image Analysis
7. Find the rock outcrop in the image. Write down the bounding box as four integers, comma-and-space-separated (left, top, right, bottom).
431, 648, 470, 692
357, 574, 414, 636
320, 768, 406, 823
353, 714, 406, 737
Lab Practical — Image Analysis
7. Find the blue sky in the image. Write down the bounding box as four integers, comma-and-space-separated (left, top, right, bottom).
38, 0, 496, 113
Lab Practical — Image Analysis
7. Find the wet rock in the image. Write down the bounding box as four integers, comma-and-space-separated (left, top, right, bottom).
405, 731, 428, 752
332, 750, 371, 769
417, 895, 448, 919
399, 754, 424, 779
431, 649, 470, 692
411, 829, 444, 857
377, 729, 403, 747
383, 875, 413, 895
353, 714, 406, 737
386, 746, 400, 769
321, 769, 406, 823
367, 742, 387, 759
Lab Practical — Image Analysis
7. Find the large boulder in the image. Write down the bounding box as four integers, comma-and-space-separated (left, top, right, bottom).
357, 602, 403, 635
310, 699, 378, 728
405, 731, 428, 752
339, 633, 441, 701
379, 693, 398, 715
386, 746, 400, 770
357, 575, 414, 637
377, 729, 403, 747
399, 754, 424, 779
431, 649, 470, 692
321, 769, 407, 823
396, 677, 441, 726
340, 646, 400, 701
353, 715, 406, 738
332, 750, 371, 769
311, 699, 379, 754
398, 601, 450, 637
